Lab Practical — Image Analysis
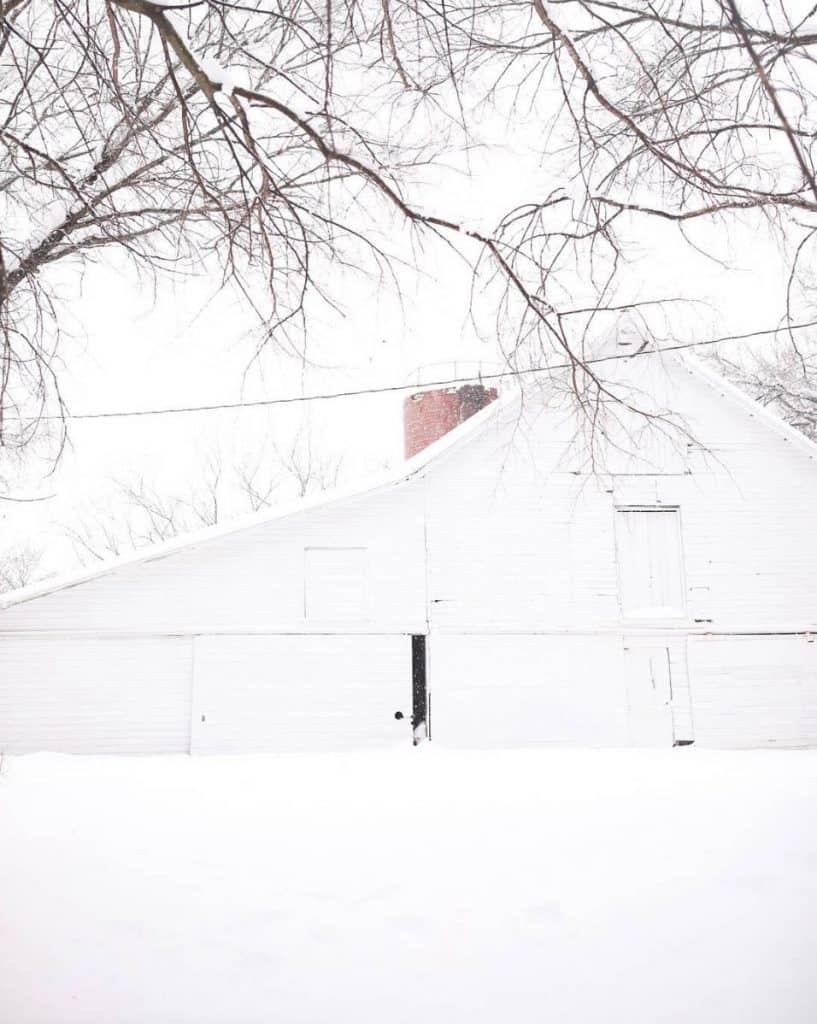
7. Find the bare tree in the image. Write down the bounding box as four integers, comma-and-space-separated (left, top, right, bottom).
67, 432, 343, 563
271, 425, 342, 499
63, 511, 129, 564
235, 456, 280, 514
3, 1, 817, 457
65, 451, 223, 562
0, 542, 41, 592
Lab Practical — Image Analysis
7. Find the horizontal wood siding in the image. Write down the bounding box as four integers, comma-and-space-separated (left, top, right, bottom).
0, 636, 192, 754
688, 635, 817, 748
430, 635, 631, 747
0, 486, 427, 635
422, 372, 817, 636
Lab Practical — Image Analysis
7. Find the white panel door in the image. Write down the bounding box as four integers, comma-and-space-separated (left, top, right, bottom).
429, 634, 630, 747
622, 645, 675, 746
0, 635, 192, 754
191, 634, 412, 753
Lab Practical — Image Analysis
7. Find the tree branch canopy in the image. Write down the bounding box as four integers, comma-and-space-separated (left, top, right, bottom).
1, 0, 816, 459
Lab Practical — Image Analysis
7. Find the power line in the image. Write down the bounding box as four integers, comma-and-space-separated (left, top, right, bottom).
14, 319, 817, 423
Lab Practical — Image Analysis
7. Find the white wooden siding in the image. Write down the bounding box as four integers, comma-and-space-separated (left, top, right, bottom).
424, 445, 622, 633
304, 548, 369, 622
419, 365, 817, 636
688, 635, 817, 748
191, 635, 411, 753
429, 635, 631, 747
679, 444, 817, 628
430, 634, 700, 748
0, 485, 427, 635
0, 636, 191, 754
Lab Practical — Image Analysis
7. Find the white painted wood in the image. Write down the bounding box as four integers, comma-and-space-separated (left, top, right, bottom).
0, 485, 427, 635
667, 639, 694, 744
420, 366, 817, 637
622, 644, 675, 746
429, 635, 631, 747
0, 636, 192, 754
615, 509, 685, 617
431, 634, 695, 749
688, 635, 817, 748
304, 548, 369, 622
191, 634, 412, 754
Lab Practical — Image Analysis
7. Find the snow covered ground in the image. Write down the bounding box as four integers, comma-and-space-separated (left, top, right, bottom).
1, 747, 816, 1023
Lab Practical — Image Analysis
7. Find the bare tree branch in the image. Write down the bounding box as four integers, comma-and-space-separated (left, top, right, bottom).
1, 0, 816, 469
67, 431, 344, 563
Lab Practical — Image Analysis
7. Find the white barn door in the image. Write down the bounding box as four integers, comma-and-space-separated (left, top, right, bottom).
191, 635, 412, 753
622, 645, 675, 746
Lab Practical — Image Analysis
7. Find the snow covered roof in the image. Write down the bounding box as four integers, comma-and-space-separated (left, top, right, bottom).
678, 353, 817, 462
3, 354, 816, 611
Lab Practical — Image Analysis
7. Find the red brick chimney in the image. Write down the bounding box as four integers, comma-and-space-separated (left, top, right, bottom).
404, 383, 498, 459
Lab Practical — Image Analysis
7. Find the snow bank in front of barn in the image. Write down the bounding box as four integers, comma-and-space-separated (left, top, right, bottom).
0, 747, 816, 1023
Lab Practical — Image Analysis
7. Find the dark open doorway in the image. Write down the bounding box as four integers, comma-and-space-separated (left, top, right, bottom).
411, 635, 427, 743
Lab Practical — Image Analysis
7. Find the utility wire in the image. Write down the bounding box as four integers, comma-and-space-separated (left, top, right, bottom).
14, 319, 817, 423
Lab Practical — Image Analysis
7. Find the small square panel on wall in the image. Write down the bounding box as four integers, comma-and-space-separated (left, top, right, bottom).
304, 547, 369, 622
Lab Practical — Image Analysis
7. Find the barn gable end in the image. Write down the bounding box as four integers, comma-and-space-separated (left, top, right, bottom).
2, 354, 816, 753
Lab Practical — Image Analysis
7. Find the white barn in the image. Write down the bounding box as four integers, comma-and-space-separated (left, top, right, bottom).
2, 354, 816, 754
